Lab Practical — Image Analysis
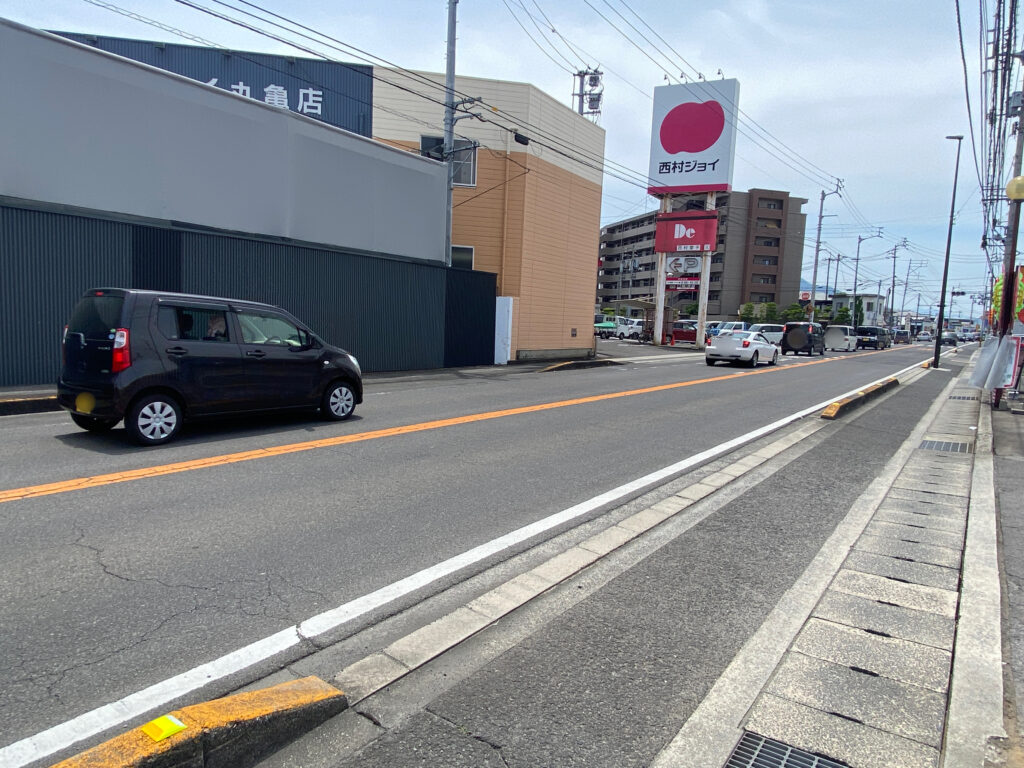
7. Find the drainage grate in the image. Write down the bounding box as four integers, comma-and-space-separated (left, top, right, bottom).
948, 395, 979, 400
919, 440, 973, 453
725, 733, 849, 768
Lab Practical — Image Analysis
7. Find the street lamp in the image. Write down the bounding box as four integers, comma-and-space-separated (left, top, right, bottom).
933, 135, 963, 369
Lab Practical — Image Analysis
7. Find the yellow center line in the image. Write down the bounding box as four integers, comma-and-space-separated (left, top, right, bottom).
0, 352, 884, 504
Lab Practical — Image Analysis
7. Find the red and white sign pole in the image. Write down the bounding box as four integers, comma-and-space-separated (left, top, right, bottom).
653, 196, 671, 345
695, 192, 716, 350
653, 208, 720, 345
646, 79, 738, 348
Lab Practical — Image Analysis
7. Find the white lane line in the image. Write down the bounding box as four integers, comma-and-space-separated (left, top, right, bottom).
0, 360, 938, 768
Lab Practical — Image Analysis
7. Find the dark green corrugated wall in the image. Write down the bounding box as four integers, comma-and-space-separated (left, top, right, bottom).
0, 203, 496, 387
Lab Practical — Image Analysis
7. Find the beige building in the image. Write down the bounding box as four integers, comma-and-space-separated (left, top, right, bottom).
373, 70, 605, 360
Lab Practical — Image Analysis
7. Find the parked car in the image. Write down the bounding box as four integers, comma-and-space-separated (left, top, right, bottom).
916, 331, 933, 342
705, 321, 724, 337
824, 324, 858, 352
670, 320, 699, 345
855, 325, 891, 349
893, 329, 911, 344
616, 317, 643, 340
941, 331, 959, 346
718, 321, 749, 334
780, 322, 825, 356
594, 314, 616, 339
705, 331, 779, 367
58, 288, 363, 445
748, 323, 784, 345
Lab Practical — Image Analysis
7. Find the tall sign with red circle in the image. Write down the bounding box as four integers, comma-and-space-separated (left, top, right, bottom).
647, 79, 739, 195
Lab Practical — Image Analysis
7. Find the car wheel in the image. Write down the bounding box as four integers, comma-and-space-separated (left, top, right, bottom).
70, 413, 119, 433
322, 380, 356, 421
618, 333, 625, 340
769, 350, 778, 366
748, 352, 758, 368
126, 394, 182, 446
705, 358, 715, 366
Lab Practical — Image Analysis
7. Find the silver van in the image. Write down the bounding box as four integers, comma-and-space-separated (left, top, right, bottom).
825, 325, 858, 352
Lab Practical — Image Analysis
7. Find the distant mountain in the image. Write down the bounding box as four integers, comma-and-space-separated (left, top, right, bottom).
799, 278, 829, 292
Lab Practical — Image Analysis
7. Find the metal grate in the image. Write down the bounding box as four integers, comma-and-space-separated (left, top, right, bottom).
919, 440, 973, 453
725, 733, 850, 768
948, 395, 979, 400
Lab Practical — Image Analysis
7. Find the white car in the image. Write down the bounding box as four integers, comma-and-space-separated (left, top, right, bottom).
616, 317, 643, 340
749, 323, 784, 345
705, 331, 779, 367
917, 331, 933, 342
824, 325, 857, 352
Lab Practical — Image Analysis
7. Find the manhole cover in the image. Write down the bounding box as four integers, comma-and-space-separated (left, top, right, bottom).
725, 733, 849, 768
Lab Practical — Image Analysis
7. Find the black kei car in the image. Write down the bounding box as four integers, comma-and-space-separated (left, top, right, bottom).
59, 288, 363, 445
780, 321, 825, 356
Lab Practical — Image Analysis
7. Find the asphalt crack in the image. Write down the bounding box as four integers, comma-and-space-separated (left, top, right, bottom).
429, 709, 511, 767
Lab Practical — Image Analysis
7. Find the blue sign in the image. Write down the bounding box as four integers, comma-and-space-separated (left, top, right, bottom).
56, 33, 373, 137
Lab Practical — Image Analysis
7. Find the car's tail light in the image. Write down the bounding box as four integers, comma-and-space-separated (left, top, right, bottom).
742, 339, 751, 348
111, 328, 131, 373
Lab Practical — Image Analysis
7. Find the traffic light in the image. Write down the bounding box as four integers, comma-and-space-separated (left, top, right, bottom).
951, 290, 966, 297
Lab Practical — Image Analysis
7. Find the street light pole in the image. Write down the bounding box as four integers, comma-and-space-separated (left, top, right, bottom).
933, 135, 963, 370
851, 230, 882, 328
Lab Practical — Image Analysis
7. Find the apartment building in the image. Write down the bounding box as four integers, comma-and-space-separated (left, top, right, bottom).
598, 189, 807, 319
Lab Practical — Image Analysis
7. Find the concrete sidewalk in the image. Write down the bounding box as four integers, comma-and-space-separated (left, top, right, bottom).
230, 354, 1017, 768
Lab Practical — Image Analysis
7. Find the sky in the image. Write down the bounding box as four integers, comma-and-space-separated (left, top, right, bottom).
3, 0, 1011, 322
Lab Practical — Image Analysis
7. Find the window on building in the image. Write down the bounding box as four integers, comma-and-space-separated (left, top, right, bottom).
866, 302, 874, 312
755, 218, 782, 230
754, 256, 779, 266
420, 136, 477, 186
709, 291, 721, 301
755, 237, 780, 248
758, 199, 783, 210
451, 245, 474, 269
754, 293, 775, 303
753, 274, 776, 284
712, 255, 724, 264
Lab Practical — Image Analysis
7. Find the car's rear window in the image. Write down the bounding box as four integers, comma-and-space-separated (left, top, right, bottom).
857, 327, 879, 335
67, 295, 124, 339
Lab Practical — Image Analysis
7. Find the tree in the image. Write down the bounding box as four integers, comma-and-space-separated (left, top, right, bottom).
762, 302, 779, 322
854, 298, 864, 327
683, 302, 698, 317
739, 302, 756, 324
782, 302, 806, 321
834, 307, 852, 324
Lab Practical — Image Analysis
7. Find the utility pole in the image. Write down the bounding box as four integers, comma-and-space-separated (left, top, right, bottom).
822, 250, 832, 313
442, 0, 458, 267
831, 252, 843, 319
809, 181, 842, 323
888, 248, 897, 326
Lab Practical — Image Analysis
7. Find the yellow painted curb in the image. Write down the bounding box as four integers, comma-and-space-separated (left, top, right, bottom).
53, 676, 346, 768
820, 378, 899, 420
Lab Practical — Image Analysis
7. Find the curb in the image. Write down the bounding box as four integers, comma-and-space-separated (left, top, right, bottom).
819, 377, 899, 420
52, 676, 346, 768
0, 395, 59, 416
